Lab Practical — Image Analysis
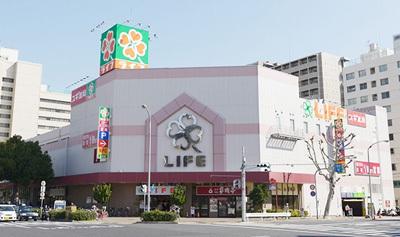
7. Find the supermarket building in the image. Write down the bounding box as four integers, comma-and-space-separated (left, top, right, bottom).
33, 65, 395, 217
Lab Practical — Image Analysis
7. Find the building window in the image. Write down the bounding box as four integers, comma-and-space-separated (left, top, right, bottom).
309, 77, 318, 84
2, 77, 14, 83
40, 98, 71, 105
380, 78, 389, 85
290, 119, 295, 132
300, 80, 308, 86
0, 114, 11, 119
383, 105, 391, 112
291, 71, 299, 76
393, 164, 397, 171
308, 56, 317, 62
389, 133, 394, 141
38, 116, 70, 123
290, 61, 298, 67
0, 96, 12, 101
360, 96, 368, 103
382, 91, 390, 99
359, 83, 367, 90
388, 119, 393, 126
358, 69, 366, 77
0, 104, 11, 110
347, 85, 356, 93
38, 125, 59, 130
379, 64, 388, 72
346, 72, 355, 80
316, 124, 321, 135
300, 91, 309, 97
371, 80, 376, 88
309, 66, 317, 73
303, 122, 309, 134
394, 181, 400, 188
300, 58, 308, 65
370, 67, 376, 74
0, 123, 10, 128
391, 148, 395, 154
372, 94, 378, 101
0, 132, 9, 137
310, 88, 318, 96
397, 61, 400, 68
1, 87, 13, 92
347, 98, 357, 105
39, 107, 70, 114
300, 69, 308, 75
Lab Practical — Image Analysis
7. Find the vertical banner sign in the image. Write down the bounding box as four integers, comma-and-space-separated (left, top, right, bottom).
100, 24, 149, 75
334, 119, 345, 173
97, 106, 111, 162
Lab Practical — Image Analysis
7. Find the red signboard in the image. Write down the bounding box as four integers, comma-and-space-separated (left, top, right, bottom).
196, 186, 241, 196
347, 110, 366, 127
82, 131, 97, 149
354, 161, 380, 176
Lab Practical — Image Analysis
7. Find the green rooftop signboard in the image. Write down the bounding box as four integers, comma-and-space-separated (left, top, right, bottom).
100, 24, 149, 75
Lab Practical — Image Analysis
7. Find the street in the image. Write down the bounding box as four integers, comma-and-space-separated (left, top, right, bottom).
0, 219, 399, 237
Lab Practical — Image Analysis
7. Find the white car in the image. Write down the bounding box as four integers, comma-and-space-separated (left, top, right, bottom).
0, 205, 17, 221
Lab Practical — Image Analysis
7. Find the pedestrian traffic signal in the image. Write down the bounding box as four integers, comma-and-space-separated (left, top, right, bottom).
233, 179, 241, 189
257, 163, 271, 171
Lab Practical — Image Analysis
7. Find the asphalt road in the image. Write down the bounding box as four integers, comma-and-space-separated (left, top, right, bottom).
0, 219, 399, 237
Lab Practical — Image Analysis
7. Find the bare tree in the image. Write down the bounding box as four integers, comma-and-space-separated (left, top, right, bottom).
305, 125, 355, 218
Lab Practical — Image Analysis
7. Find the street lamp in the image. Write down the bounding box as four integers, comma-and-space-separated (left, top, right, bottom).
142, 104, 152, 212
367, 140, 389, 220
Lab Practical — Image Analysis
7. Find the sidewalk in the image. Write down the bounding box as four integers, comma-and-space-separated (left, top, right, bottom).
98, 216, 400, 225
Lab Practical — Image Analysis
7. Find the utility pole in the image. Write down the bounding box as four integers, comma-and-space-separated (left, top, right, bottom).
241, 146, 246, 222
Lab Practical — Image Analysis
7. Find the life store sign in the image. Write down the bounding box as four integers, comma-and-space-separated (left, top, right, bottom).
157, 109, 213, 172
196, 186, 241, 196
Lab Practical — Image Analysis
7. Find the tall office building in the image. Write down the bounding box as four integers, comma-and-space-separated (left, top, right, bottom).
38, 85, 70, 135
0, 47, 70, 140
272, 52, 346, 105
342, 36, 400, 206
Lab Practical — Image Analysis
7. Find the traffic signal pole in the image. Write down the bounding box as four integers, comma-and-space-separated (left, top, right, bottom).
241, 146, 246, 222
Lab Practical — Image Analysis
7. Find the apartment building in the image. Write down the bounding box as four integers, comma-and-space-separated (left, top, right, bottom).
272, 52, 346, 105
0, 47, 70, 139
38, 85, 71, 135
342, 36, 400, 206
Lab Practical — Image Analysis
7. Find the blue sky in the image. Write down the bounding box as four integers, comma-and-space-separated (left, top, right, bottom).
1, 0, 399, 92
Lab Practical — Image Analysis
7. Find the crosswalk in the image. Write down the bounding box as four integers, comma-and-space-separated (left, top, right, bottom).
0, 221, 124, 230
206, 221, 400, 237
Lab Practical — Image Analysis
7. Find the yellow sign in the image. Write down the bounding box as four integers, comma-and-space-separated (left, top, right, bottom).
303, 100, 346, 121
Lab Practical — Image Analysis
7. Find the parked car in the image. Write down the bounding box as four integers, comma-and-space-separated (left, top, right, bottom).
0, 204, 17, 221
18, 206, 39, 221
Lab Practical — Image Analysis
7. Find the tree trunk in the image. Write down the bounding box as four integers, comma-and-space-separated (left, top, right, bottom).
323, 180, 335, 218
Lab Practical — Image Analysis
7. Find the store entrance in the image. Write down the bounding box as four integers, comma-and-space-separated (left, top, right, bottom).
342, 198, 365, 216
217, 197, 236, 217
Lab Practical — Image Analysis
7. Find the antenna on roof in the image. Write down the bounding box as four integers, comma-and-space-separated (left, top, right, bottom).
65, 75, 90, 89
90, 21, 105, 33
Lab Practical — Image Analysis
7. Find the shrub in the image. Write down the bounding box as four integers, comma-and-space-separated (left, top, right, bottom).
49, 210, 67, 220
70, 210, 97, 221
290, 209, 300, 217
141, 210, 178, 222
304, 210, 309, 217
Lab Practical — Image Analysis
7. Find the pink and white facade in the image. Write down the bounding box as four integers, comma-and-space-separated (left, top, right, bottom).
33, 65, 395, 217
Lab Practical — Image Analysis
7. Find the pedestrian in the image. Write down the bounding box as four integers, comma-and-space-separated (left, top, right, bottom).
345, 204, 350, 216
377, 208, 382, 218
190, 205, 196, 217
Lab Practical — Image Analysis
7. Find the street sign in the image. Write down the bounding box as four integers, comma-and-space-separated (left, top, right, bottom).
233, 179, 241, 189
310, 184, 315, 190
41, 181, 46, 186
40, 186, 46, 192
98, 140, 108, 147
310, 191, 316, 197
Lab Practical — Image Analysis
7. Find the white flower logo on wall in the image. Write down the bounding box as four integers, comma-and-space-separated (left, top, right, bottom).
101, 31, 115, 62
166, 113, 203, 153
118, 29, 147, 62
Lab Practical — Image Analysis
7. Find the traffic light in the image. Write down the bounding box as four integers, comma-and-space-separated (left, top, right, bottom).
257, 163, 271, 171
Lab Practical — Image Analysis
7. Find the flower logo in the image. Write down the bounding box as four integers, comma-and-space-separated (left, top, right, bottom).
101, 31, 115, 62
118, 29, 147, 61
166, 113, 203, 153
